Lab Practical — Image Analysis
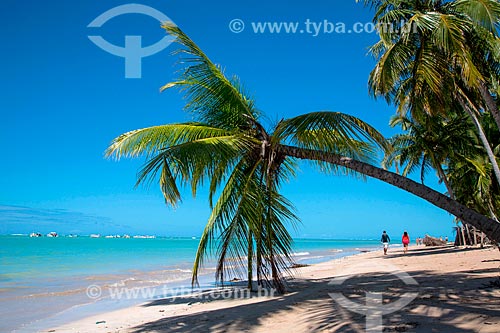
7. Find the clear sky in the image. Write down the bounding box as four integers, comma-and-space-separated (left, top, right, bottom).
0, 0, 455, 239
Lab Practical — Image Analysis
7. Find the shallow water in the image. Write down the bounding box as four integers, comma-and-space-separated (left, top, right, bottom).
0, 236, 380, 332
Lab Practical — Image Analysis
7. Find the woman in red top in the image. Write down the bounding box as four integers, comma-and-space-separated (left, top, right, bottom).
402, 231, 410, 254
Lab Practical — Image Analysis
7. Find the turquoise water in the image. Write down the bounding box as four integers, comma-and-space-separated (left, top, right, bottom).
1, 236, 199, 281
0, 235, 380, 332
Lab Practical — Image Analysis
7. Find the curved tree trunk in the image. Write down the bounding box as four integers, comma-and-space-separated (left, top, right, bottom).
278, 144, 500, 243
478, 82, 500, 132
466, 107, 500, 186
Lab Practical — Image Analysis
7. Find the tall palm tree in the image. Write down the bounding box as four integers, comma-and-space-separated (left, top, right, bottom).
383, 113, 471, 197
446, 112, 500, 219
361, 0, 500, 127
361, 0, 500, 186
106, 25, 500, 290
384, 112, 489, 243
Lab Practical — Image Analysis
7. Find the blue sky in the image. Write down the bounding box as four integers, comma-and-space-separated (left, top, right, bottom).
0, 0, 455, 239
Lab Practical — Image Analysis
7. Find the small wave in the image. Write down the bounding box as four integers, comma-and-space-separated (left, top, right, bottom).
298, 255, 324, 260
24, 288, 86, 298
292, 252, 310, 256
171, 269, 192, 273
109, 277, 137, 287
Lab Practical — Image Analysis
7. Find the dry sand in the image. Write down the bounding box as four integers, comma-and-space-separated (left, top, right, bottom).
46, 245, 500, 333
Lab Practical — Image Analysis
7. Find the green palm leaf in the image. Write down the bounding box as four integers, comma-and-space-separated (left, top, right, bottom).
160, 23, 259, 130
105, 123, 233, 159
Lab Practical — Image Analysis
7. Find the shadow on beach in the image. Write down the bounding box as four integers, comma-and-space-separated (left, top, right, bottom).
129, 247, 500, 333
385, 245, 482, 257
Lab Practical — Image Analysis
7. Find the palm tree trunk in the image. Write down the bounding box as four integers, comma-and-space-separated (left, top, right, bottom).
436, 165, 454, 200
438, 165, 470, 246
468, 109, 500, 186
247, 227, 254, 291
491, 210, 499, 222
461, 225, 467, 246
278, 144, 500, 243
256, 228, 263, 288
436, 166, 471, 246
478, 81, 500, 132
465, 223, 472, 245
457, 96, 500, 187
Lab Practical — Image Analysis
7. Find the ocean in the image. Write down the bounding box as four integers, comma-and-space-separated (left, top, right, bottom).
0, 235, 381, 332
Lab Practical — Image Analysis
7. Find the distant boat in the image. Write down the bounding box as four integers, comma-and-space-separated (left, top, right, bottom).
90, 234, 101, 238
46, 232, 58, 237
29, 232, 42, 237
123, 234, 130, 239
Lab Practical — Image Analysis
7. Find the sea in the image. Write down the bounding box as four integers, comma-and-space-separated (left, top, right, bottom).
0, 235, 381, 332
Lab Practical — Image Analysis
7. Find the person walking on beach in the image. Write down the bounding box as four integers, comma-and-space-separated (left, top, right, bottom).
381, 230, 390, 255
402, 231, 410, 254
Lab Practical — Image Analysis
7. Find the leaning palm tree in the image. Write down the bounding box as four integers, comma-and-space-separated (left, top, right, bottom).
106, 24, 500, 290
106, 24, 387, 292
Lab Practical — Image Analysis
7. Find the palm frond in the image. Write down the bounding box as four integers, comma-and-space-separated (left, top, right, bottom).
105, 123, 232, 159
160, 24, 259, 130
273, 111, 389, 155
191, 157, 262, 286
133, 134, 256, 207
452, 0, 500, 34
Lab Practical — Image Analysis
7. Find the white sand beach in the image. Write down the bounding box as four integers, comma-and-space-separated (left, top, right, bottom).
46, 245, 500, 333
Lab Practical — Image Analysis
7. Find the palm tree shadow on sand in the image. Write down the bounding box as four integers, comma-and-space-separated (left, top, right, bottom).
129, 251, 500, 333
